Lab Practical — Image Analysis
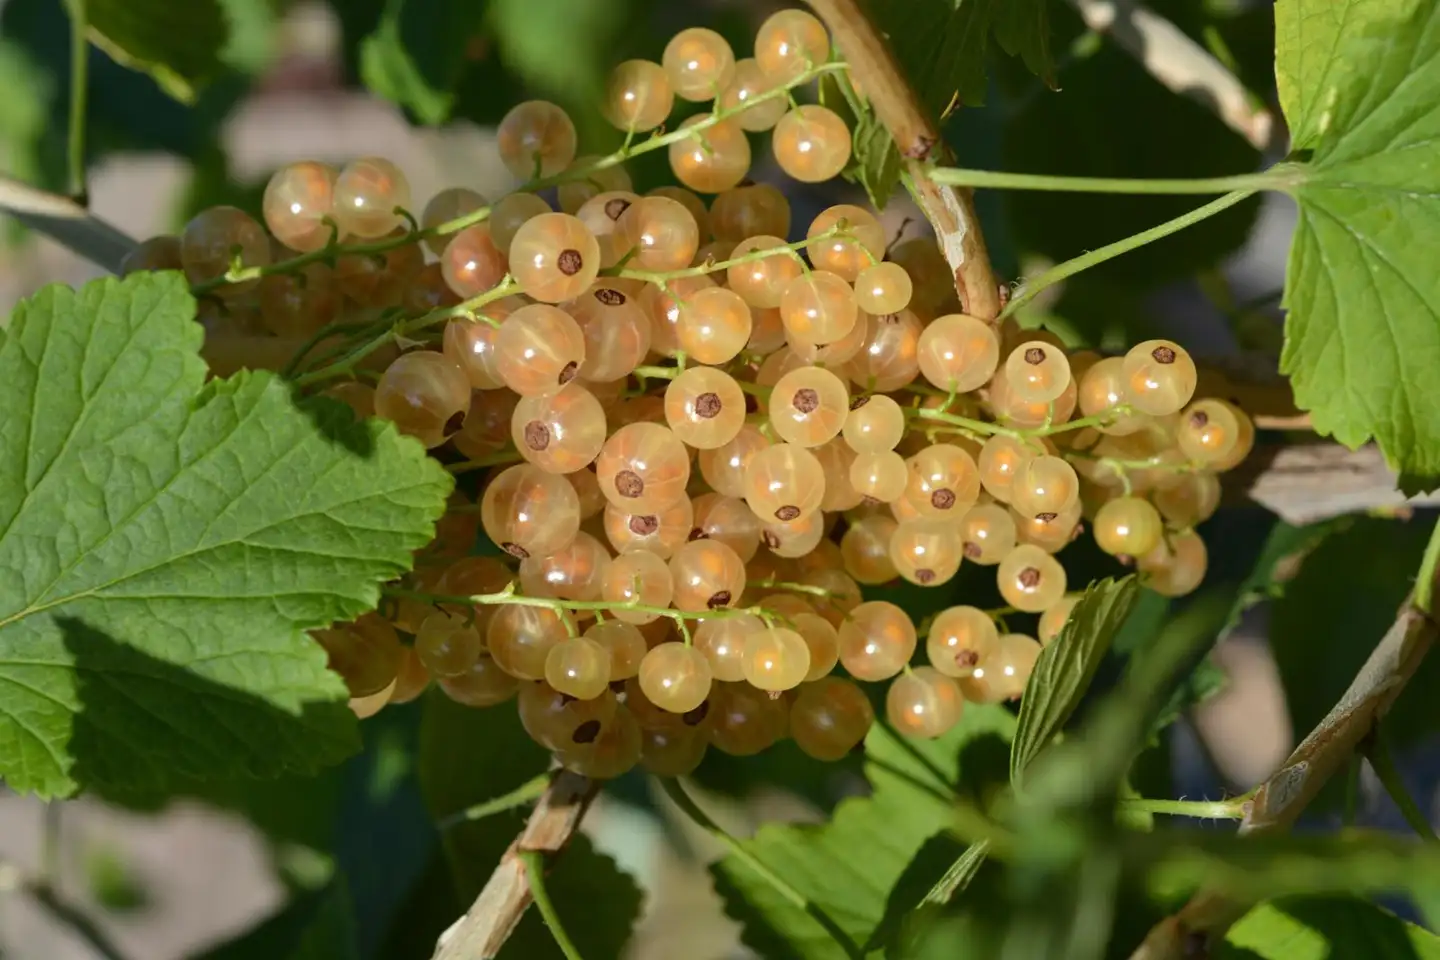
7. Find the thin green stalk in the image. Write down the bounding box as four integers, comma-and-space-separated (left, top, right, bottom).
1415, 518, 1440, 614
293, 279, 520, 386
1000, 190, 1258, 319
927, 166, 1289, 195
658, 778, 865, 960
520, 849, 585, 960
437, 773, 553, 830
1366, 733, 1438, 842
280, 320, 379, 378
64, 0, 88, 202
382, 583, 777, 629
1116, 797, 1246, 820
616, 225, 844, 284
191, 60, 849, 297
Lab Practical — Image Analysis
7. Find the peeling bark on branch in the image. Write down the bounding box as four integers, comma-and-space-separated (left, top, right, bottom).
432, 772, 599, 960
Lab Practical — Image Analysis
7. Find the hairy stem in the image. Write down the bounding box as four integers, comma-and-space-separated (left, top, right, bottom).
64, 0, 88, 203
1116, 797, 1247, 820
519, 850, 586, 960
1002, 190, 1257, 319
928, 168, 1286, 195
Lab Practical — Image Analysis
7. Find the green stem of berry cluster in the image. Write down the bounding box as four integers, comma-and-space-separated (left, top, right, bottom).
446, 450, 526, 475
925, 166, 1293, 196
293, 278, 522, 385
1116, 796, 1248, 820
437, 772, 554, 831
382, 582, 803, 645
903, 402, 1134, 443
63, 0, 88, 203
189, 60, 851, 299
614, 223, 850, 286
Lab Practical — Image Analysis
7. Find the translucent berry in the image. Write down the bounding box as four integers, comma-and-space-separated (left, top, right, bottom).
700, 424, 771, 498
850, 451, 909, 503
1004, 341, 1072, 404
602, 549, 675, 624
617, 195, 700, 272
744, 442, 826, 523
586, 620, 649, 680
887, 667, 964, 738
916, 314, 1000, 392
717, 57, 786, 130
1139, 529, 1207, 597
977, 435, 1037, 503
841, 514, 900, 584
755, 8, 829, 83
957, 503, 1017, 565
494, 303, 587, 396
665, 367, 747, 450
690, 493, 762, 562
838, 601, 916, 681
479, 463, 581, 559
790, 677, 873, 761
441, 223, 506, 298
438, 654, 519, 707
511, 383, 607, 474
604, 494, 694, 559
545, 636, 612, 700
780, 270, 858, 344
1009, 455, 1080, 520
711, 182, 791, 241
843, 394, 905, 453
669, 539, 746, 611
605, 59, 674, 132
489, 192, 552, 255
770, 366, 849, 448
374, 351, 470, 448
742, 627, 810, 691
639, 642, 714, 713
509, 212, 600, 303
669, 116, 752, 194
518, 531, 610, 605
677, 287, 753, 364
452, 389, 519, 460
727, 235, 803, 309
926, 606, 998, 679
596, 422, 691, 513
889, 518, 963, 587
694, 613, 760, 682
520, 682, 617, 749
120, 235, 181, 275
707, 681, 788, 755
1078, 356, 1148, 436
1154, 471, 1221, 527
807, 205, 884, 282
263, 161, 337, 252
180, 206, 271, 295
773, 105, 851, 182
497, 100, 578, 179
1093, 496, 1164, 559
962, 632, 1041, 703
663, 27, 736, 101
1177, 399, 1243, 465
557, 157, 632, 215
1122, 339, 1198, 416
415, 609, 483, 678
997, 543, 1067, 613
421, 186, 487, 255
845, 308, 922, 392
314, 616, 402, 697
487, 604, 575, 681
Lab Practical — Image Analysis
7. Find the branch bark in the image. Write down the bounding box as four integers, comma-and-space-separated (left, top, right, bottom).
1063, 0, 1276, 152
1129, 565, 1440, 958
432, 771, 600, 960
1232, 442, 1440, 525
0, 174, 136, 273
805, 0, 1004, 321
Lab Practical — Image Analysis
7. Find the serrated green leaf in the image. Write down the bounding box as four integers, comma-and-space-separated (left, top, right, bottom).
1010, 576, 1139, 783
849, 112, 904, 210
417, 692, 643, 958
83, 0, 229, 103
0, 272, 450, 798
359, 0, 486, 125
885, 837, 990, 958
1278, 0, 1440, 476
1220, 896, 1440, 959
712, 705, 1015, 959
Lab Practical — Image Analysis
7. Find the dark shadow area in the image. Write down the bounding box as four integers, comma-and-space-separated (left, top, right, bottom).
289, 387, 378, 459
59, 617, 358, 798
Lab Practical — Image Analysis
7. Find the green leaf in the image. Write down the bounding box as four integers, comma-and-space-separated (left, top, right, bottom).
885, 838, 990, 958
487, 0, 624, 102
1277, 0, 1440, 476
1221, 896, 1440, 960
712, 705, 1016, 959
0, 272, 451, 798
1011, 575, 1139, 783
848, 110, 904, 210
417, 692, 643, 958
359, 0, 486, 125
83, 0, 229, 103
865, 0, 1052, 113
